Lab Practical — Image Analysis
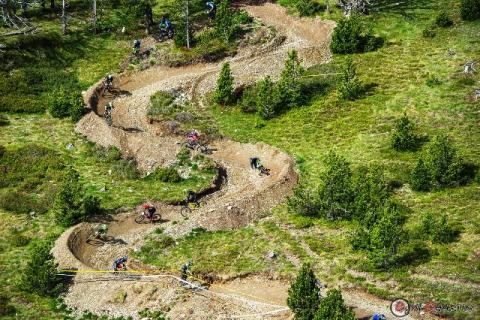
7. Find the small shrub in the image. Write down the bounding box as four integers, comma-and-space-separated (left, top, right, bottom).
422, 25, 436, 38
176, 148, 191, 166
147, 91, 177, 121
54, 169, 101, 227
421, 212, 461, 244
317, 151, 354, 220
174, 24, 195, 48
460, 0, 480, 21
314, 289, 355, 320
256, 76, 278, 119
214, 0, 238, 43
426, 74, 442, 87
150, 166, 182, 183
277, 50, 304, 110
411, 135, 477, 191
390, 113, 421, 151
214, 62, 235, 105
287, 263, 320, 320
435, 11, 454, 27
240, 85, 258, 113
112, 158, 141, 179
330, 15, 382, 54
48, 87, 84, 122
287, 184, 320, 217
338, 58, 363, 100
410, 159, 432, 191
21, 240, 65, 297
296, 0, 322, 17
0, 294, 15, 316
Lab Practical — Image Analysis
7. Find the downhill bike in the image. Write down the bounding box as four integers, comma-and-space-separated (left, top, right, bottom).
180, 201, 203, 218
156, 28, 174, 42
135, 211, 161, 224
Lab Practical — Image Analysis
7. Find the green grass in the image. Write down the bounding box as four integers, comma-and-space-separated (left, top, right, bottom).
134, 226, 294, 277
204, 1, 480, 317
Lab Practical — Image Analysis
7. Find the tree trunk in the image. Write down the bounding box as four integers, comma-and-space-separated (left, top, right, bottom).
186, 0, 190, 50
145, 5, 153, 34
61, 0, 66, 34
92, 0, 96, 34
51, 0, 55, 10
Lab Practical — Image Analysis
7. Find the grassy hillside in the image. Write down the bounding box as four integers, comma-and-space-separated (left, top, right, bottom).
200, 0, 479, 318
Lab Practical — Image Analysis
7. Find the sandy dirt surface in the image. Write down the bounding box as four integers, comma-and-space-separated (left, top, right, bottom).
51, 4, 427, 319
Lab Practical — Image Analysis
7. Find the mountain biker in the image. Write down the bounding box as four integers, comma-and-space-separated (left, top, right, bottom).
105, 74, 113, 88
159, 16, 172, 32
206, 1, 216, 19
180, 261, 192, 281
95, 224, 108, 238
133, 39, 141, 54
143, 203, 156, 220
104, 102, 113, 116
113, 256, 128, 271
372, 314, 387, 320
186, 129, 200, 149
186, 190, 197, 204
250, 157, 261, 170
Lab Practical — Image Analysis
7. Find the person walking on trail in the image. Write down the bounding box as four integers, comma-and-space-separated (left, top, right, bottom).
250, 157, 261, 170
206, 1, 216, 19
143, 203, 156, 220
180, 261, 192, 281
113, 256, 128, 271
133, 39, 141, 54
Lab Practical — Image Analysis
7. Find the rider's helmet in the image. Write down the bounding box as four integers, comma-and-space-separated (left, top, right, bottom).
143, 203, 151, 209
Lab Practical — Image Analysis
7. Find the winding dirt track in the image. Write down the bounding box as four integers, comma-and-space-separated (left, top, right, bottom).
51, 4, 423, 319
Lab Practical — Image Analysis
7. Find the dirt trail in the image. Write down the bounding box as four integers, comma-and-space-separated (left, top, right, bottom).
51, 4, 417, 319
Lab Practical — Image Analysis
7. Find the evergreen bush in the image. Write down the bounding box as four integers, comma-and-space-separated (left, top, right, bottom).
435, 11, 453, 27
214, 62, 235, 105
338, 58, 363, 100
460, 0, 480, 21
314, 289, 355, 320
287, 263, 320, 320
54, 169, 100, 227
330, 15, 382, 54
390, 113, 421, 151
21, 240, 64, 297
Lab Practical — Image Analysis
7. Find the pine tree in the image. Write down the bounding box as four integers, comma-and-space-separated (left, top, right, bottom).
256, 76, 277, 119
287, 263, 321, 320
277, 50, 304, 110
215, 0, 237, 43
21, 240, 64, 297
317, 151, 354, 220
338, 57, 362, 100
54, 168, 100, 227
410, 158, 432, 191
214, 62, 235, 105
368, 206, 403, 269
314, 289, 355, 320
390, 113, 420, 151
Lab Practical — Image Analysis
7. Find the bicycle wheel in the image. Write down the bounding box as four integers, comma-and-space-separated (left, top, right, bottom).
134, 214, 145, 224
151, 214, 161, 223
180, 206, 191, 218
